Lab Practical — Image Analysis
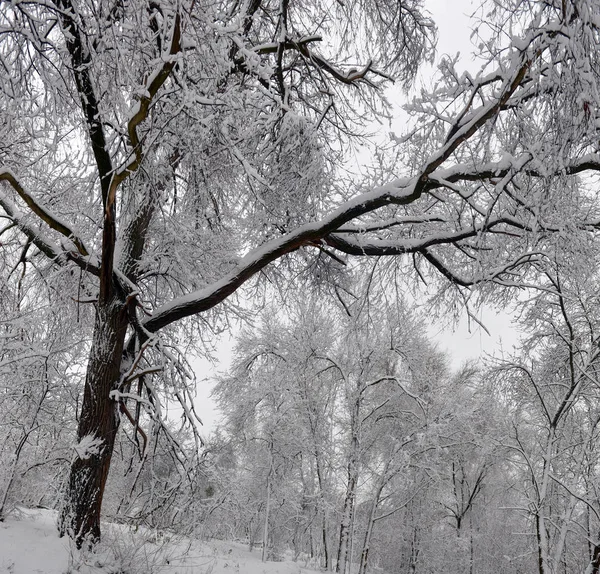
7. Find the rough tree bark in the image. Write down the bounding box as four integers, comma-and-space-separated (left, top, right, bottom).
59, 299, 128, 546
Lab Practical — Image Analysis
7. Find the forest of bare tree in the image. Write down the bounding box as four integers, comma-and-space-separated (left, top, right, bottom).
2, 0, 600, 572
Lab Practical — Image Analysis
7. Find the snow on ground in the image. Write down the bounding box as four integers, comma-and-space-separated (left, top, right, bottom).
0, 508, 316, 574
0, 508, 69, 574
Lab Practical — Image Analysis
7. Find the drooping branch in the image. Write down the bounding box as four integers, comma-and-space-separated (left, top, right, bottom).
117, 399, 148, 457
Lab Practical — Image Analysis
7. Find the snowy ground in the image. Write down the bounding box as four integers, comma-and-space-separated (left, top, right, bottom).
0, 508, 316, 574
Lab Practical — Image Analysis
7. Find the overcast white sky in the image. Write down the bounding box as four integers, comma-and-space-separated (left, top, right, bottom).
429, 0, 479, 58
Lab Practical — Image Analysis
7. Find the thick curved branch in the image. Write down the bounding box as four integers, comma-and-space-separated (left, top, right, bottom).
0, 168, 89, 256
0, 191, 100, 275
143, 146, 575, 334
143, 178, 423, 332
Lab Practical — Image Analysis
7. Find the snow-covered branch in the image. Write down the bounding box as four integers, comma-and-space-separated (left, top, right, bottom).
0, 168, 89, 257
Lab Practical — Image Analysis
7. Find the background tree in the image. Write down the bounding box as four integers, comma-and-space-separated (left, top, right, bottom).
212, 285, 451, 572
491, 246, 600, 574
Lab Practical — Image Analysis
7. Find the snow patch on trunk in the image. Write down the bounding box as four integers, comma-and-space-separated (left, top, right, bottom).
73, 435, 104, 460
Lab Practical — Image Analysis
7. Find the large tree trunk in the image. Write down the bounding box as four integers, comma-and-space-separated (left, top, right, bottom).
59, 298, 128, 547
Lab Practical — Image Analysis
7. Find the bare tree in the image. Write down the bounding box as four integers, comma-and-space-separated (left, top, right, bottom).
494, 249, 600, 574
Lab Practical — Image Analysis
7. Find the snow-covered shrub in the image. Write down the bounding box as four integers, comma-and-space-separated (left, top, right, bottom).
66, 522, 184, 574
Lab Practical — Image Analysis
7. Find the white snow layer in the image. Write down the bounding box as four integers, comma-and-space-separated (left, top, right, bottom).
0, 507, 315, 574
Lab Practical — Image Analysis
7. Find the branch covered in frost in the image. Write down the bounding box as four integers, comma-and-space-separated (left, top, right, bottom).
0, 190, 99, 275
143, 178, 422, 332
